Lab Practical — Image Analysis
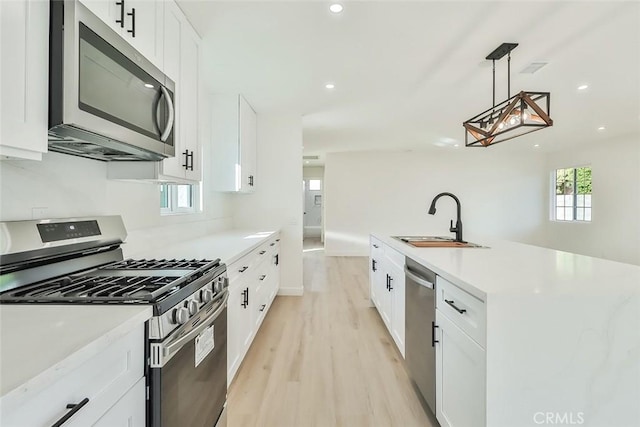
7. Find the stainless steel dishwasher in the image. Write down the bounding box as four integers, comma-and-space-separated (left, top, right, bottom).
405, 257, 437, 416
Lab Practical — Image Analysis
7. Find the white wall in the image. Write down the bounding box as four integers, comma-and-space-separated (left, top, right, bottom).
324, 149, 548, 256
0, 95, 234, 251
542, 137, 640, 265
232, 113, 304, 295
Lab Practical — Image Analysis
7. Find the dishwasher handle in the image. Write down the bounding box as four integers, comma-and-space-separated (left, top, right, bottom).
404, 266, 435, 289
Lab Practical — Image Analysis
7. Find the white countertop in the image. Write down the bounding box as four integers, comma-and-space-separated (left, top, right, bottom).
373, 234, 640, 300
0, 305, 152, 399
125, 229, 278, 266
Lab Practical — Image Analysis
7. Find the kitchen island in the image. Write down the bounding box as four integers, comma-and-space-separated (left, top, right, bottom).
371, 233, 640, 427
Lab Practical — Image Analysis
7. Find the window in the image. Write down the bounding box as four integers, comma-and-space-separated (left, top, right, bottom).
160, 184, 199, 215
553, 166, 591, 221
308, 179, 322, 191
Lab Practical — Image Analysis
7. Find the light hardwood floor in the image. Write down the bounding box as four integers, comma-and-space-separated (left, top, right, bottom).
227, 238, 436, 426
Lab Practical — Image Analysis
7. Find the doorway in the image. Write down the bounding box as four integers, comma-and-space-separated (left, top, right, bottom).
303, 177, 323, 248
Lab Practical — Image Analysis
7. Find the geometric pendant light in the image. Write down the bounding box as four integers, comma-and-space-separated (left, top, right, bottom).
463, 43, 553, 147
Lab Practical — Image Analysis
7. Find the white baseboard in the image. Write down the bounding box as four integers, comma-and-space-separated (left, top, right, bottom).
277, 286, 304, 296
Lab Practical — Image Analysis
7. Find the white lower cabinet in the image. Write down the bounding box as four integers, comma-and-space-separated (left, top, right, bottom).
93, 377, 145, 427
369, 240, 406, 357
0, 325, 145, 427
436, 310, 486, 427
227, 234, 280, 385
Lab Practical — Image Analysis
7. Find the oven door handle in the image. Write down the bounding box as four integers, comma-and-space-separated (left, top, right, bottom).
162, 291, 228, 359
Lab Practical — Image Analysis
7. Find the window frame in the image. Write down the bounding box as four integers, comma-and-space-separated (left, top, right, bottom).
160, 183, 199, 215
551, 165, 592, 223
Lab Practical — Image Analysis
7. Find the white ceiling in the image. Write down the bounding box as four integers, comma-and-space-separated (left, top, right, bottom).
178, 1, 640, 165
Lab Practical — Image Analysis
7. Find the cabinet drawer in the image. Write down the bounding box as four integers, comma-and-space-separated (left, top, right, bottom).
370, 236, 383, 258
436, 276, 486, 347
1, 325, 144, 427
384, 244, 404, 270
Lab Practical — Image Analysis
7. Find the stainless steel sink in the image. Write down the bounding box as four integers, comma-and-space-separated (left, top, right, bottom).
392, 236, 487, 248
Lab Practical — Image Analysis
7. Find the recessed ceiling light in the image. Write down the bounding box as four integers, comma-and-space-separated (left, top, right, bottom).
598, 126, 606, 131
144, 83, 154, 88
577, 84, 589, 90
329, 3, 343, 13
325, 83, 335, 89
534, 144, 540, 148
305, 160, 310, 164
454, 144, 460, 148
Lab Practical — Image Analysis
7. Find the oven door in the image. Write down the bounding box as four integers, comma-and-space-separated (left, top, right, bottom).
149, 293, 228, 427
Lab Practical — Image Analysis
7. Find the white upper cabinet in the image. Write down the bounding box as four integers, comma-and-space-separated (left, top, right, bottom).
155, 0, 201, 182
78, 0, 164, 70
211, 95, 257, 193
0, 0, 49, 160
108, 0, 202, 183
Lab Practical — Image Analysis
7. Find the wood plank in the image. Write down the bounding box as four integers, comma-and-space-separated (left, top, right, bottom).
227, 239, 436, 426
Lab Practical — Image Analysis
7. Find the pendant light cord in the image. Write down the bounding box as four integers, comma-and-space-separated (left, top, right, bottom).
492, 59, 496, 108
507, 52, 511, 98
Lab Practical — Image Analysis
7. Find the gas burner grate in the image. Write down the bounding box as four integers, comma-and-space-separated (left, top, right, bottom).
11, 275, 181, 301
104, 258, 215, 270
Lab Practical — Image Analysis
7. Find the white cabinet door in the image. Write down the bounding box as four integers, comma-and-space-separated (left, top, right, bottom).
78, 0, 123, 35
180, 22, 201, 182
378, 269, 393, 330
160, 1, 200, 182
388, 261, 406, 357
162, 0, 182, 83
0, 0, 49, 160
211, 94, 257, 192
436, 310, 486, 427
125, 0, 164, 70
227, 283, 244, 385
239, 95, 257, 192
93, 378, 145, 427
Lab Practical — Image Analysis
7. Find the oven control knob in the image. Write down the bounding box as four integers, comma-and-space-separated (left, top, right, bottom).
173, 307, 189, 325
185, 300, 198, 316
200, 289, 213, 303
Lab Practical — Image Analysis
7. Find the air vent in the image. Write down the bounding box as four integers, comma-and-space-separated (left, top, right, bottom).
303, 155, 319, 160
520, 62, 548, 74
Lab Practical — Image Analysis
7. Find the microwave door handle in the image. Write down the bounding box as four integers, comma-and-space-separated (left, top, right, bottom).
159, 85, 175, 142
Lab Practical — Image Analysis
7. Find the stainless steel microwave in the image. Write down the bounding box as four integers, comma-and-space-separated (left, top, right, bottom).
48, 0, 175, 161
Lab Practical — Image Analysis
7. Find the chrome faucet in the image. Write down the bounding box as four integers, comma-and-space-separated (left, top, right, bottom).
428, 192, 464, 242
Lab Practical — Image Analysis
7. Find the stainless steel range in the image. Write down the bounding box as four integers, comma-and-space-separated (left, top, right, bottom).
0, 216, 228, 427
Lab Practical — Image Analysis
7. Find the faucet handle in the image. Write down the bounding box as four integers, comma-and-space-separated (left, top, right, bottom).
449, 220, 457, 232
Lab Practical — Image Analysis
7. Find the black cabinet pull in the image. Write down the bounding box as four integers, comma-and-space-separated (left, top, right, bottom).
259, 250, 266, 255
259, 304, 266, 312
259, 275, 266, 281
51, 398, 90, 427
127, 7, 136, 37
373, 244, 379, 249
445, 299, 466, 314
115, 1, 125, 27
386, 274, 389, 290
182, 150, 194, 171
241, 288, 249, 308
388, 276, 393, 291
274, 254, 279, 266
276, 239, 280, 242
239, 266, 248, 273
270, 243, 275, 247
248, 175, 254, 187
372, 259, 377, 272
431, 322, 439, 347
